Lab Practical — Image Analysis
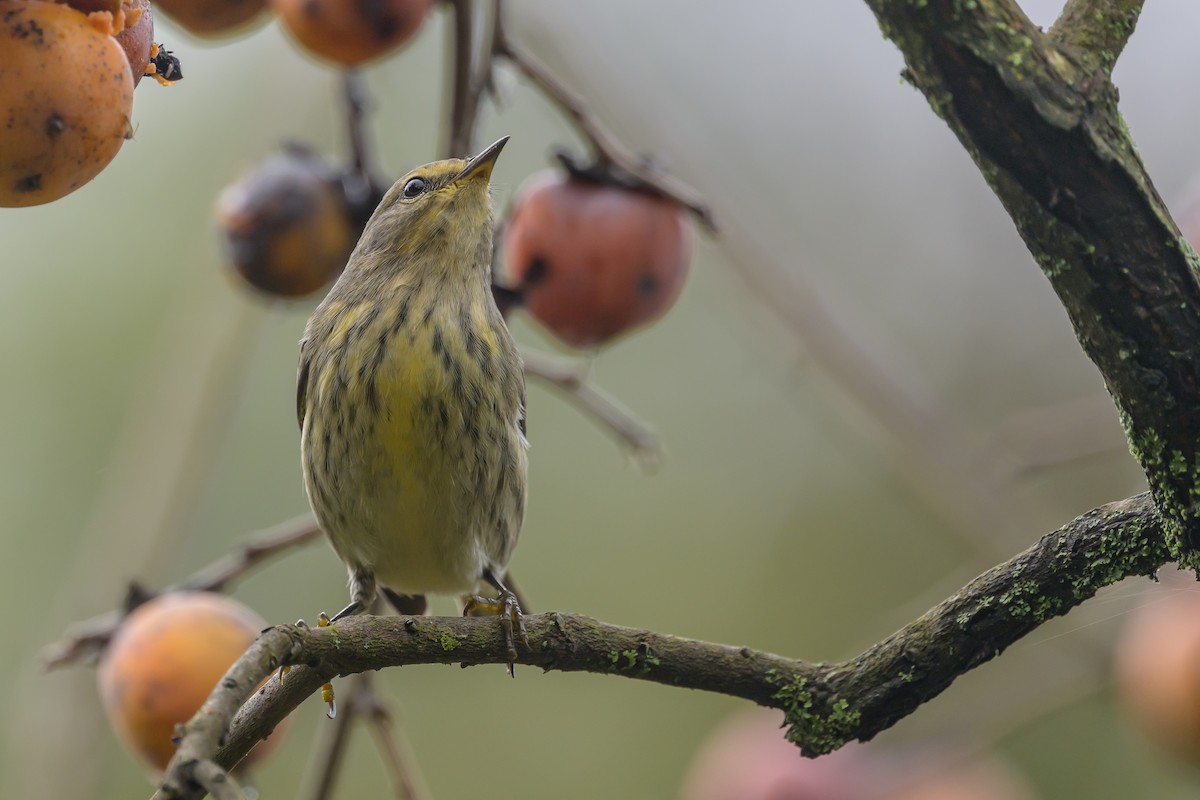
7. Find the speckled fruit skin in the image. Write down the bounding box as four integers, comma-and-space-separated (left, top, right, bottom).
272, 0, 433, 67
501, 170, 694, 349
0, 0, 133, 207
55, 0, 152, 82
1115, 579, 1200, 764
97, 592, 284, 773
153, 0, 267, 37
216, 146, 355, 298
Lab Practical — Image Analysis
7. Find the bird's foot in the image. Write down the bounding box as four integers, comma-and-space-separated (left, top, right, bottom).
463, 588, 528, 676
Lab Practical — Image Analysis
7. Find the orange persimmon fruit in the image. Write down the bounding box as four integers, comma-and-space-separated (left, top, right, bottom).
0, 0, 134, 207
97, 591, 286, 773
272, 0, 433, 67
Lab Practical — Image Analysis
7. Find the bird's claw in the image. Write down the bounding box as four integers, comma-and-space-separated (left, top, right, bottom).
463, 588, 527, 675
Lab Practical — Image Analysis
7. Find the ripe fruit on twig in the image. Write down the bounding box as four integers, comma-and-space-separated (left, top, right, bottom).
272, 0, 433, 67
0, 0, 134, 207
97, 591, 286, 772
501, 169, 694, 349
216, 145, 359, 298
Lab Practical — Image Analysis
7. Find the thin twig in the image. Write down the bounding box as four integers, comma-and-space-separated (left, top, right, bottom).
343, 71, 374, 187
490, 0, 715, 231
985, 393, 1129, 478
522, 350, 662, 464
179, 515, 322, 593
444, 0, 487, 157
43, 515, 321, 670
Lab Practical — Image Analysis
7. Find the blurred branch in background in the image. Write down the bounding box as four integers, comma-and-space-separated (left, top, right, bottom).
155, 492, 1168, 800
302, 672, 430, 800
986, 393, 1130, 479
43, 514, 321, 671
724, 232, 1039, 556
522, 351, 662, 464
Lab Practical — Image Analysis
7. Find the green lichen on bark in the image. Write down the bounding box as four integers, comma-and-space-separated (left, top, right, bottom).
768, 672, 862, 756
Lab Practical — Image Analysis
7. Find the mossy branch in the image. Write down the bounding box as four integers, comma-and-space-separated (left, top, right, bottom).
1048, 0, 1145, 75
153, 493, 1167, 799
863, 0, 1200, 563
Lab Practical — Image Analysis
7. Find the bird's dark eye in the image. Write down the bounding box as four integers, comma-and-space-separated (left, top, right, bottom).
402, 177, 427, 198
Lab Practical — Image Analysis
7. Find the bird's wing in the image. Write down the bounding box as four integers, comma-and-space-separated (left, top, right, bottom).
296, 338, 311, 430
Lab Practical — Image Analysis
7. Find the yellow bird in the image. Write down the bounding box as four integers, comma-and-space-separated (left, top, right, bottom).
297, 137, 528, 660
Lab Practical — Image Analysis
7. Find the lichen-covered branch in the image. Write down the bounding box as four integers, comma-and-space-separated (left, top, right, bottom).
1048, 0, 1145, 74
863, 0, 1200, 564
153, 493, 1167, 799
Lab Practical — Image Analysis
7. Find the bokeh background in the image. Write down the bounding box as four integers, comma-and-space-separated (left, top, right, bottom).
4, 0, 1200, 797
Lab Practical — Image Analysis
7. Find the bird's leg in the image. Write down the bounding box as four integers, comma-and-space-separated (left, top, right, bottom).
462, 567, 528, 675
328, 566, 377, 623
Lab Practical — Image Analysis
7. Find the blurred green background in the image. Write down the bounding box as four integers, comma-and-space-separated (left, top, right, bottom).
4, 0, 1200, 797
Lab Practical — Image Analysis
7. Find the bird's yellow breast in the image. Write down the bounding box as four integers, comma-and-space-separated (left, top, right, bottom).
300, 285, 526, 595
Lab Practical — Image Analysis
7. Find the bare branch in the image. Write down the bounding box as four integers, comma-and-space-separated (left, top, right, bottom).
153, 493, 1167, 799
342, 71, 376, 190
522, 350, 662, 464
444, 0, 488, 157
178, 516, 322, 593
1049, 0, 1145, 74
43, 515, 321, 670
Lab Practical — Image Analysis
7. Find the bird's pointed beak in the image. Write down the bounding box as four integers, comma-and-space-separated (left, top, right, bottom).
454, 136, 509, 186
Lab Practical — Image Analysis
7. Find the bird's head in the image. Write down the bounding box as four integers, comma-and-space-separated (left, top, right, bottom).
349, 136, 509, 279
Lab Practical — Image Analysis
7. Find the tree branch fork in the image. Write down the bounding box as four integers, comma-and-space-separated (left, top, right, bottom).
156, 492, 1169, 799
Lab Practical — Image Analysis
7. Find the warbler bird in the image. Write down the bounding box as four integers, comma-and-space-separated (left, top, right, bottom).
297, 137, 528, 660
